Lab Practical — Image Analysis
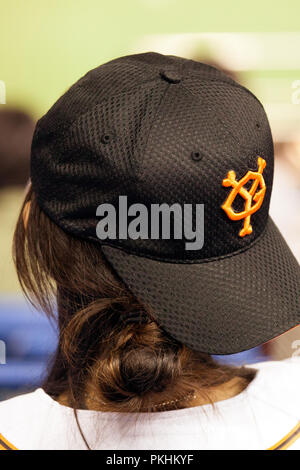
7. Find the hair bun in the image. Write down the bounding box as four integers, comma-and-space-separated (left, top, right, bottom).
92, 322, 183, 409
119, 345, 177, 395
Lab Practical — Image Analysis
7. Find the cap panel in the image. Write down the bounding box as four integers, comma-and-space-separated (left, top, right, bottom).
31, 79, 169, 239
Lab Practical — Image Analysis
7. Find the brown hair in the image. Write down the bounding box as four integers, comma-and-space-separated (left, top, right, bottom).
13, 185, 254, 447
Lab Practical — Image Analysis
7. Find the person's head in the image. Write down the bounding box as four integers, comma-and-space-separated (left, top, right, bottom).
12, 52, 300, 417
13, 185, 252, 414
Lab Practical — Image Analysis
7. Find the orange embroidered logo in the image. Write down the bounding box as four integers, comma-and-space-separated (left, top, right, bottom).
221, 157, 267, 237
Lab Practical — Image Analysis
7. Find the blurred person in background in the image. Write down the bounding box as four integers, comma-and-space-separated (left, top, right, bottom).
0, 53, 299, 451
264, 141, 300, 360
0, 109, 35, 292
0, 109, 34, 188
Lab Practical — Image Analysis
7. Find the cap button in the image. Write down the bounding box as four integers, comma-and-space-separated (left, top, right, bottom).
159, 69, 182, 84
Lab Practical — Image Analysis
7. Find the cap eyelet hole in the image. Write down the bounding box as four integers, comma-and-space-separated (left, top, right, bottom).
101, 134, 111, 144
191, 151, 202, 162
256, 123, 260, 129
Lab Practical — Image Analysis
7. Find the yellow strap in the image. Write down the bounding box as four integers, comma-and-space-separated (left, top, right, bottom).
268, 422, 300, 450
0, 433, 18, 450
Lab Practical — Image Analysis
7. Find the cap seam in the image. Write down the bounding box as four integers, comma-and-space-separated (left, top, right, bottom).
180, 80, 269, 153
134, 80, 171, 180
35, 76, 161, 142
217, 116, 264, 153
181, 76, 265, 110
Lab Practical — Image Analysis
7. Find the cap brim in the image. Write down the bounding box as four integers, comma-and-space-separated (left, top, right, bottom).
102, 217, 300, 355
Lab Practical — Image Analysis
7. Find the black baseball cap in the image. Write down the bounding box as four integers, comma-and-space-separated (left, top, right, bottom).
30, 52, 300, 354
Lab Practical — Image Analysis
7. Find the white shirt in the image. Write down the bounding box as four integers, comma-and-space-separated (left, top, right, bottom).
0, 358, 300, 450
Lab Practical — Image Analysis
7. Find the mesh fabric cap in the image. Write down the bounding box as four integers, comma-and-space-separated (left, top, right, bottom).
31, 52, 300, 354
102, 219, 299, 354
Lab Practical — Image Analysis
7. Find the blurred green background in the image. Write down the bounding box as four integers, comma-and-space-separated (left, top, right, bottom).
1, 0, 300, 117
